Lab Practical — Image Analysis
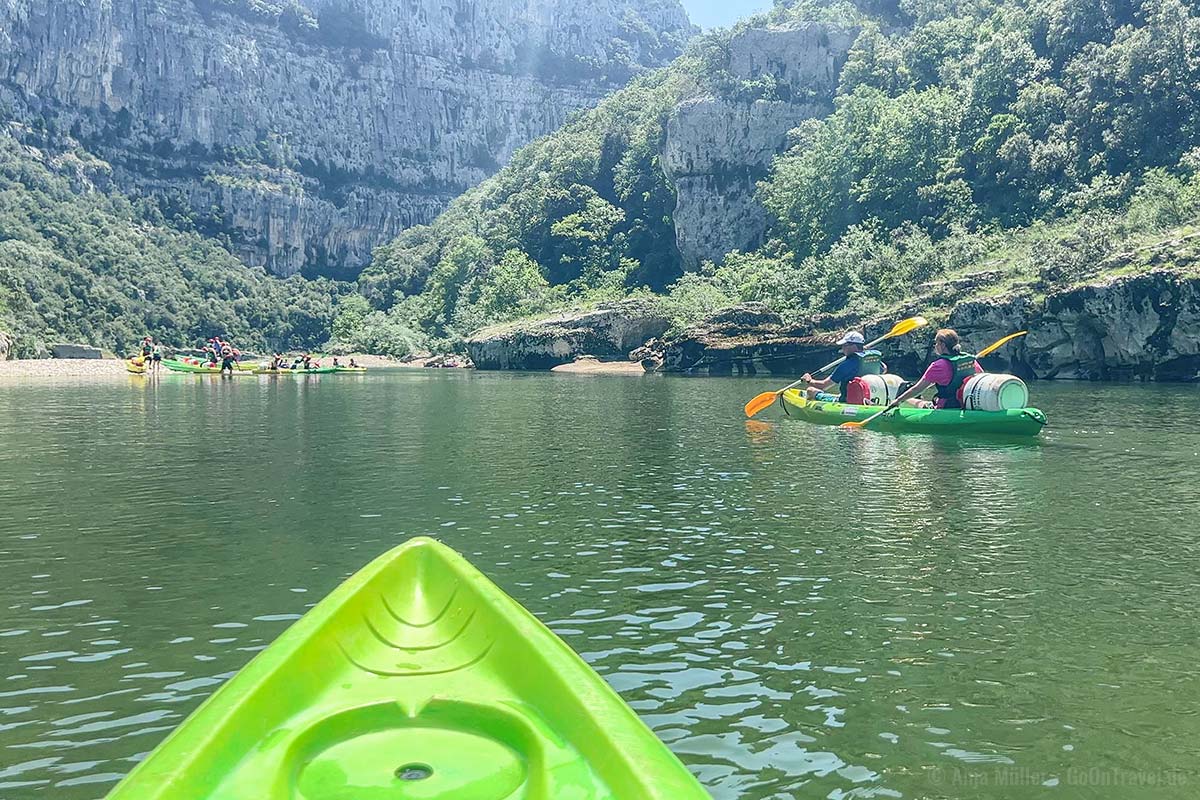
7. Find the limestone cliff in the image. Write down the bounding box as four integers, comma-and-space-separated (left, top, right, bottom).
0, 0, 693, 277
465, 299, 669, 370
654, 271, 1200, 382
660, 22, 856, 267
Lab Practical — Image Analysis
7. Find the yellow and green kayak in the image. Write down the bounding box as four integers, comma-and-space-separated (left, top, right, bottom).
779, 389, 1047, 436
107, 537, 705, 799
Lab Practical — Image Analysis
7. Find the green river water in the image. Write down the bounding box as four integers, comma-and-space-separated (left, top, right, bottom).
0, 371, 1197, 799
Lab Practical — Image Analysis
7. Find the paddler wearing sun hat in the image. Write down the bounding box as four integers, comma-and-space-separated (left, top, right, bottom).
801, 330, 887, 403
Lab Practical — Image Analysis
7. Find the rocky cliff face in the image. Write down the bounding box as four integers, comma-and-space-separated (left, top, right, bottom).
654, 271, 1200, 382
466, 299, 670, 369
0, 0, 693, 277
660, 22, 856, 267
949, 271, 1200, 381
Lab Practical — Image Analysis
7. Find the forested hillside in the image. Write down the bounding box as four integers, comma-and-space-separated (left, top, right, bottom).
0, 135, 343, 358
351, 0, 1200, 353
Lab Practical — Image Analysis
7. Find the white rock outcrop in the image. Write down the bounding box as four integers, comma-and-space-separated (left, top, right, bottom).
660, 22, 857, 268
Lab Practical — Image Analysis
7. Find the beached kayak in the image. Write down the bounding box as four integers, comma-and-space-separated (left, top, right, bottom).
106, 537, 706, 800
126, 359, 146, 374
779, 389, 1047, 436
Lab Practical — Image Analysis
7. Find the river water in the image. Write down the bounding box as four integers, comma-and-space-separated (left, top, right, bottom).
0, 371, 1197, 799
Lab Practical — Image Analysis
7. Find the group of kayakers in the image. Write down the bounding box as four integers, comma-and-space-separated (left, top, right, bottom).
261, 354, 361, 371
132, 336, 367, 375
268, 353, 313, 371
802, 327, 982, 410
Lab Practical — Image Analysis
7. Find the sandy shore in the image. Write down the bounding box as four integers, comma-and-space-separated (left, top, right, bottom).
0, 358, 129, 378
550, 358, 647, 375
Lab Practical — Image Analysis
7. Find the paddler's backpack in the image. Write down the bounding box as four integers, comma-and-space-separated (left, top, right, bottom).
844, 377, 872, 405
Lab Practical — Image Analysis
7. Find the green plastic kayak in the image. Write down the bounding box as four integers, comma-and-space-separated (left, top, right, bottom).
106, 537, 706, 800
779, 389, 1047, 436
162, 359, 256, 375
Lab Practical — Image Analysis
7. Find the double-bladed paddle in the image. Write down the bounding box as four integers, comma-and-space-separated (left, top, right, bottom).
742, 316, 929, 418
841, 330, 1029, 429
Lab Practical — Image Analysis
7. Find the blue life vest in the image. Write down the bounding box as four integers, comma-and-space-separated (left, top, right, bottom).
934, 353, 979, 409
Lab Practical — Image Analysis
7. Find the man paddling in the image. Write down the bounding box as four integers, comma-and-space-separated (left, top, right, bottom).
802, 331, 885, 403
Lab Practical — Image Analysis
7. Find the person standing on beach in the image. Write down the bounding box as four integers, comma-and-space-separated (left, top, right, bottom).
220, 345, 237, 376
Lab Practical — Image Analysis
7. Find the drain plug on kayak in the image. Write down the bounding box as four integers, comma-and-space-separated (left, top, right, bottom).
395, 763, 432, 781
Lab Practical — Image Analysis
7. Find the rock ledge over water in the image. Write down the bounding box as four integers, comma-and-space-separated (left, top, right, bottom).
655, 270, 1200, 381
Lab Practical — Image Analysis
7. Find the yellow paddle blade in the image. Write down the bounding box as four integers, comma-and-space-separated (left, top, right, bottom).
886, 315, 928, 339
840, 420, 866, 428
744, 391, 780, 418
977, 330, 1028, 358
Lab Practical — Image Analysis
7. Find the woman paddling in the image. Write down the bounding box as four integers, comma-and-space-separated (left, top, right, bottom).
892, 328, 982, 410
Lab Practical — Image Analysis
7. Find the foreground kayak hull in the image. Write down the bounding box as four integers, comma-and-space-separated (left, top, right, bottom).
779, 389, 1047, 436
106, 537, 706, 800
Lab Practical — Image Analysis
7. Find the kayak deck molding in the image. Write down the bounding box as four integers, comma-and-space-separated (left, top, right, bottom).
107, 537, 707, 800
778, 389, 1047, 436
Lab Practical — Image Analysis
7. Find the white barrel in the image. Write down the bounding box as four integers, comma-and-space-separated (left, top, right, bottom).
962, 373, 1029, 411
861, 373, 905, 405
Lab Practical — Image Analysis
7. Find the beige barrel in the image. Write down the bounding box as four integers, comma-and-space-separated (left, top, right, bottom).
962, 373, 1029, 411
861, 374, 906, 406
